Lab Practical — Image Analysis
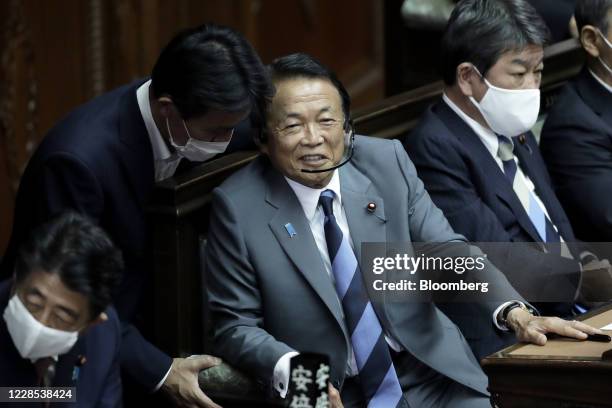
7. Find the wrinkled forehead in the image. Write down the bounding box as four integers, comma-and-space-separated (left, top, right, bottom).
268, 77, 343, 120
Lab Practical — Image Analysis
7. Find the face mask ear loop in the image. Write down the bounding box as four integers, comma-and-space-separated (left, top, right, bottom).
595, 30, 612, 75
181, 119, 194, 142
166, 117, 177, 146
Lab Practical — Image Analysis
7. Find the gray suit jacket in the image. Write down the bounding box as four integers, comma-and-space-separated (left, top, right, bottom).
206, 136, 523, 396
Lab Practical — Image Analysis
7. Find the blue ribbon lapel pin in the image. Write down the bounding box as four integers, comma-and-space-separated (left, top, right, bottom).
284, 223, 297, 238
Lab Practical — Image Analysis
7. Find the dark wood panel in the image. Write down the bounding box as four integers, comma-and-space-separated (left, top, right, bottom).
483, 304, 612, 407
0, 0, 384, 256
0, 0, 90, 254
253, 0, 384, 108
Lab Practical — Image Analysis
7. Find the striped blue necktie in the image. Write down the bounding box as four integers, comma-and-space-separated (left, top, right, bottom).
497, 136, 583, 312
497, 135, 560, 243
319, 190, 403, 408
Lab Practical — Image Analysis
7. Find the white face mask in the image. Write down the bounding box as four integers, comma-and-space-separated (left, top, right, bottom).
468, 66, 540, 137
597, 30, 612, 76
3, 295, 79, 360
166, 118, 233, 162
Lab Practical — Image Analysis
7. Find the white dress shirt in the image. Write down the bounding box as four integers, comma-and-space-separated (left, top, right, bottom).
589, 69, 612, 94
272, 170, 402, 397
136, 80, 182, 182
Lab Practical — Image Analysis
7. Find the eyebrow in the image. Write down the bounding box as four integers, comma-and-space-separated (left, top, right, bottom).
511, 57, 544, 68
282, 106, 334, 119
27, 287, 79, 320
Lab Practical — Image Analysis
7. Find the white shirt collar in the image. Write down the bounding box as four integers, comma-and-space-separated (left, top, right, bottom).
285, 170, 342, 221
442, 93, 500, 157
589, 69, 612, 94
136, 80, 174, 162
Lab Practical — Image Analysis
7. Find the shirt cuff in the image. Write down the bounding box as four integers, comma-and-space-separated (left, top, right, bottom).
153, 362, 173, 392
273, 351, 300, 398
493, 301, 521, 331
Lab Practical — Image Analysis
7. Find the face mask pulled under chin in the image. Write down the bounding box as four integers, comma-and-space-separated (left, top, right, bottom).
468, 67, 541, 137
166, 118, 232, 162
3, 295, 79, 360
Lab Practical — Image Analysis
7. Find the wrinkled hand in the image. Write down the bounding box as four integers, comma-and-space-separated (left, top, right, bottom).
162, 355, 223, 408
507, 308, 604, 345
328, 384, 343, 408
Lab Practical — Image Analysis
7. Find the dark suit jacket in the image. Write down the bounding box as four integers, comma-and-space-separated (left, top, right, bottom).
541, 69, 612, 248
403, 100, 582, 358
0, 280, 122, 407
0, 78, 257, 390
206, 136, 525, 399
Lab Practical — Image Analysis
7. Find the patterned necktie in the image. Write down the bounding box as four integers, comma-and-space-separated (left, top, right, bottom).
497, 135, 561, 243
319, 190, 403, 408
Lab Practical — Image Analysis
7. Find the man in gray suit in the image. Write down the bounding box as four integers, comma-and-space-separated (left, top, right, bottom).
205, 53, 600, 408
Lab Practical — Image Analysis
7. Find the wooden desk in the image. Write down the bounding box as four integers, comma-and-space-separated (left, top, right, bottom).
482, 305, 612, 407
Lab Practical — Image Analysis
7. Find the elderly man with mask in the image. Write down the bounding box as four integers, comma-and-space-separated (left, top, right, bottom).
0, 23, 272, 407
1, 212, 123, 406
403, 0, 612, 361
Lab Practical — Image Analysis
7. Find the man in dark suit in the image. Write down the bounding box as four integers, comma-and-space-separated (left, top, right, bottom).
0, 212, 123, 407
0, 24, 272, 407
541, 0, 612, 247
403, 0, 612, 360
205, 53, 600, 408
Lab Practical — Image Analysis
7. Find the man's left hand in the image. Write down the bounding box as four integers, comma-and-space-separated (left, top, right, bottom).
162, 355, 223, 408
507, 308, 605, 346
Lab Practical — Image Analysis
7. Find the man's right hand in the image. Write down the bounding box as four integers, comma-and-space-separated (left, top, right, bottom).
161, 355, 223, 408
507, 308, 604, 345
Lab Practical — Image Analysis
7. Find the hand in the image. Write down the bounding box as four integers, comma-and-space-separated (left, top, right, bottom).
161, 355, 223, 408
580, 258, 612, 302
328, 383, 344, 408
507, 308, 604, 346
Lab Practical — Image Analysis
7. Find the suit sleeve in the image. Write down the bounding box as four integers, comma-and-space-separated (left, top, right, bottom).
97, 310, 123, 408
38, 152, 105, 221
392, 140, 524, 309
206, 187, 295, 388
401, 135, 580, 308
